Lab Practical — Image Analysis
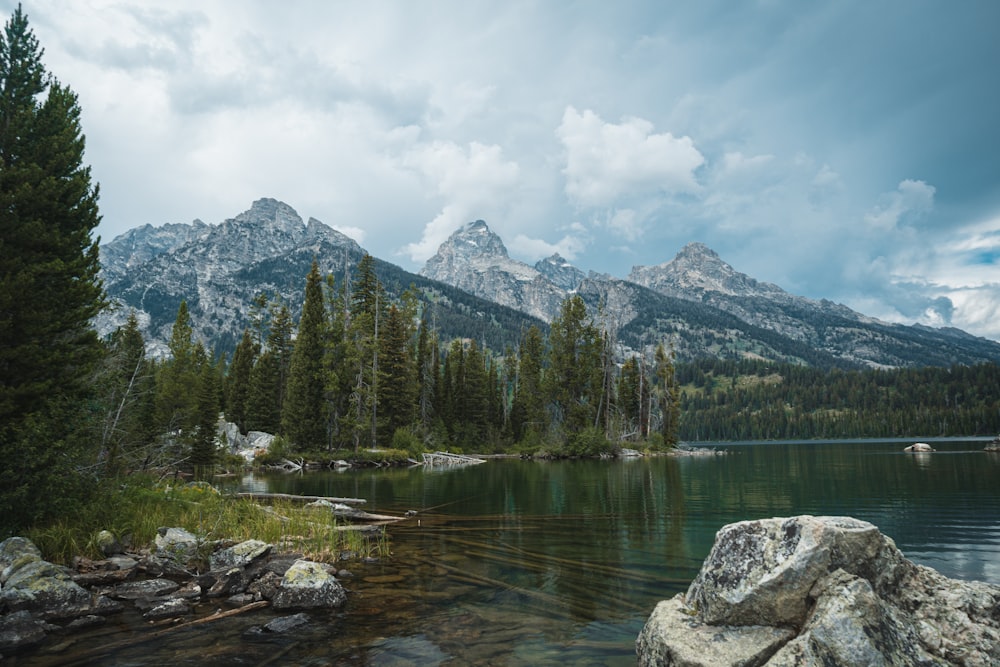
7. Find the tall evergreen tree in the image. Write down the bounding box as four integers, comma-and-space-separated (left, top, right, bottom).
513, 326, 547, 440
379, 303, 416, 439
343, 254, 384, 450
546, 295, 603, 435
283, 261, 328, 449
155, 300, 200, 433
225, 329, 258, 434
0, 6, 107, 529
654, 343, 680, 446
190, 347, 219, 470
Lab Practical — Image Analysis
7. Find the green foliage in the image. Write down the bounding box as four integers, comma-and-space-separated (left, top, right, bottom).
676, 358, 1000, 440
562, 426, 614, 457
391, 427, 424, 457
283, 260, 328, 449
546, 295, 604, 433
0, 6, 106, 533
26, 476, 389, 565
225, 329, 258, 434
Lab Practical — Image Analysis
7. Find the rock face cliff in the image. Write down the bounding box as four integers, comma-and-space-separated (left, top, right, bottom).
534, 253, 586, 291
98, 198, 365, 356
419, 220, 567, 323
636, 515, 1000, 666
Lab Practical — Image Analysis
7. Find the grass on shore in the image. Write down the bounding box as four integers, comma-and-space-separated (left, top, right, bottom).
27, 475, 389, 567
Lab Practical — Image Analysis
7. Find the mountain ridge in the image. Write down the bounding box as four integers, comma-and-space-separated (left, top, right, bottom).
98, 200, 1000, 369
416, 219, 1000, 368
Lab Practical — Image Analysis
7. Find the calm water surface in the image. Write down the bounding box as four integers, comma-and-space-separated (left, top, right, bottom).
34, 441, 1000, 666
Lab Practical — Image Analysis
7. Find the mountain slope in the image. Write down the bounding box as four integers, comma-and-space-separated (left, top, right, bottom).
98, 200, 544, 356
419, 220, 566, 322
626, 242, 1000, 367
420, 227, 1000, 369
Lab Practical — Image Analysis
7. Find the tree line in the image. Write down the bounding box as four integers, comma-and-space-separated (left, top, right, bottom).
676, 358, 1000, 440
119, 256, 682, 470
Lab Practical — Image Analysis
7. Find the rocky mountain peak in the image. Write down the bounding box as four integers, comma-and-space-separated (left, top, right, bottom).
420, 220, 565, 322
452, 219, 509, 258
629, 241, 787, 299
535, 253, 586, 291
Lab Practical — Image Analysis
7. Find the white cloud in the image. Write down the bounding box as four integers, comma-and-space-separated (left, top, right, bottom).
606, 208, 644, 242
332, 225, 366, 244
557, 107, 704, 208
400, 141, 520, 262
509, 233, 587, 263
865, 179, 936, 230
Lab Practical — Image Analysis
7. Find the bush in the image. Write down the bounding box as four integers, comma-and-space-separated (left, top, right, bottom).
563, 427, 614, 457
645, 432, 667, 451
391, 428, 424, 457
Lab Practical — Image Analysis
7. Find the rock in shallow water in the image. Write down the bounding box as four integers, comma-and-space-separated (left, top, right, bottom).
272, 559, 346, 610
637, 515, 1000, 667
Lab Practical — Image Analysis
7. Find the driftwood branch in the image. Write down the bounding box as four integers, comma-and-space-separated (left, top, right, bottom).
235, 492, 366, 505
64, 601, 270, 664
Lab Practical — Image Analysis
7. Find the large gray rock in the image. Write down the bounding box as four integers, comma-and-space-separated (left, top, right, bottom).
638, 515, 1000, 667
0, 536, 43, 584
1, 559, 93, 619
272, 559, 346, 610
209, 539, 271, 571
686, 515, 888, 627
154, 527, 200, 564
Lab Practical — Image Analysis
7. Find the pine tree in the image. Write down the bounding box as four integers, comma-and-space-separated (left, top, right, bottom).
654, 343, 680, 447
246, 350, 281, 434
225, 329, 258, 434
344, 254, 384, 450
546, 295, 603, 435
155, 300, 200, 433
283, 260, 328, 449
0, 6, 107, 529
513, 326, 547, 440
190, 349, 219, 471
379, 303, 416, 439
100, 311, 155, 474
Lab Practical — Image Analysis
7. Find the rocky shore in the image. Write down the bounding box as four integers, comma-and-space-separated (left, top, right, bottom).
637, 515, 1000, 666
0, 528, 361, 659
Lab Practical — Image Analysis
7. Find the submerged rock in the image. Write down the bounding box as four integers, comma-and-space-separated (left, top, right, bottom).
637, 515, 1000, 666
272, 559, 346, 610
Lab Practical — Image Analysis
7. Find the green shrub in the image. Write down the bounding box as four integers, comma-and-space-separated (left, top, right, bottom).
391, 428, 424, 457
563, 427, 613, 457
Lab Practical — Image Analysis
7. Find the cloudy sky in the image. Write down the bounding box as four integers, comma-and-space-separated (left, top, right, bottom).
8, 1, 1000, 338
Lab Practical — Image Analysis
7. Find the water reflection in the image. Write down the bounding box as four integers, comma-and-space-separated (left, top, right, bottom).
29, 442, 1000, 665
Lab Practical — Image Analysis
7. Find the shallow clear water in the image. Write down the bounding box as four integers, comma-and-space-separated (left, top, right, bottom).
26, 441, 1000, 665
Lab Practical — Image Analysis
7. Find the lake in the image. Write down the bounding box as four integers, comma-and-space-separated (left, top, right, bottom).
37, 440, 1000, 665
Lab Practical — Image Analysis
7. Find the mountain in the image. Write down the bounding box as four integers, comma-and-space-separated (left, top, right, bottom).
419, 220, 566, 322
534, 253, 586, 291
97, 200, 544, 357
625, 242, 1000, 368
98, 202, 1000, 370
419, 225, 1000, 369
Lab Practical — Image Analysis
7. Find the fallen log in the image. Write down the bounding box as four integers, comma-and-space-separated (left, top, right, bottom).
235, 492, 366, 505
62, 601, 270, 664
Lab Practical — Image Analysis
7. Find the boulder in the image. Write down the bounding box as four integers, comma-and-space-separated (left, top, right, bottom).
112, 578, 180, 600
0, 610, 51, 653
209, 539, 271, 571
95, 530, 123, 557
0, 536, 43, 584
904, 442, 935, 452
154, 527, 200, 564
0, 559, 92, 619
272, 559, 346, 610
142, 597, 191, 621
638, 515, 1000, 667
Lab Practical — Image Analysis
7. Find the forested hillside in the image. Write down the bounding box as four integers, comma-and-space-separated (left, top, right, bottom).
676, 358, 1000, 441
